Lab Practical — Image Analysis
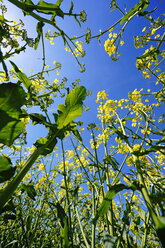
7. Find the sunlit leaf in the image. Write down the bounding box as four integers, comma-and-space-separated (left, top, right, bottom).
34, 135, 57, 156
36, 0, 64, 18
93, 184, 137, 224
120, 0, 149, 24
57, 86, 87, 129
10, 61, 32, 89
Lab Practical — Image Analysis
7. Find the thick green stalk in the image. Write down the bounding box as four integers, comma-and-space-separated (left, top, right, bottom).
0, 146, 42, 211
0, 132, 58, 211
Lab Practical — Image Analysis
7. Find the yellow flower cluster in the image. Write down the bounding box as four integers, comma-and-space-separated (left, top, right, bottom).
104, 38, 117, 57
73, 41, 85, 58
104, 29, 124, 57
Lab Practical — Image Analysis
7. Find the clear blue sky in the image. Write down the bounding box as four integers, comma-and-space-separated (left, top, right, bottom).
4, 0, 165, 146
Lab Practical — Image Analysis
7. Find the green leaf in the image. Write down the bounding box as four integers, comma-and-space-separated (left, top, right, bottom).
156, 216, 165, 247
0, 83, 26, 117
21, 183, 37, 200
29, 113, 47, 125
63, 218, 71, 248
0, 156, 16, 183
10, 61, 32, 89
34, 135, 57, 156
0, 83, 26, 146
120, 0, 149, 24
0, 198, 16, 214
0, 111, 24, 146
50, 202, 66, 228
69, 1, 73, 14
93, 184, 136, 225
74, 15, 81, 27
0, 155, 12, 172
34, 22, 44, 50
57, 86, 87, 129
55, 0, 63, 7
36, 0, 64, 18
104, 155, 119, 171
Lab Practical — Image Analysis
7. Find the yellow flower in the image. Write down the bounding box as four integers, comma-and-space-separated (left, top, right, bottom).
120, 40, 124, 46
142, 27, 146, 32
113, 33, 117, 38
151, 28, 156, 35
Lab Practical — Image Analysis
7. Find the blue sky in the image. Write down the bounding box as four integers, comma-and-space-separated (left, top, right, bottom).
4, 0, 165, 146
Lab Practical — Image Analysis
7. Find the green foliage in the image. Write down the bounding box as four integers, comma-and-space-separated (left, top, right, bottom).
120, 0, 149, 24
0, 156, 16, 183
21, 183, 37, 200
0, 0, 164, 247
10, 61, 32, 89
57, 86, 87, 129
0, 83, 26, 146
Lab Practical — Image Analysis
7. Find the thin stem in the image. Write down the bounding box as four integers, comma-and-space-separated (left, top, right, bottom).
116, 113, 159, 228
141, 212, 150, 248
75, 207, 90, 248
61, 140, 72, 246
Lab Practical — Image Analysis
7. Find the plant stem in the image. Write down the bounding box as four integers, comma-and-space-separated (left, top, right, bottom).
0, 132, 58, 211
61, 140, 73, 246
75, 207, 90, 248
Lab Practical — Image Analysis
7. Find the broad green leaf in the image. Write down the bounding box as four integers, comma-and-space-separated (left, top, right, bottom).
0, 112, 24, 146
21, 183, 37, 200
36, 0, 64, 18
34, 22, 44, 50
0, 83, 26, 146
10, 61, 32, 89
0, 156, 16, 183
50, 202, 66, 228
57, 86, 87, 129
0, 83, 26, 117
34, 135, 57, 156
0, 156, 12, 172
93, 184, 136, 224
